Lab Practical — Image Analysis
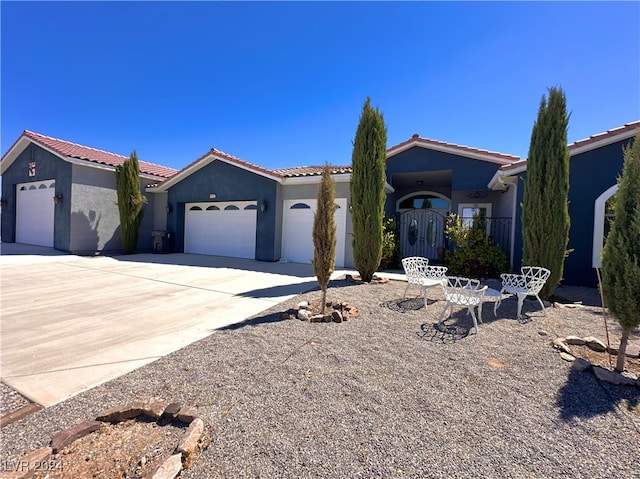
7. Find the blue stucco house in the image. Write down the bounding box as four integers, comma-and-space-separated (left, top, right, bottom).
2, 120, 638, 287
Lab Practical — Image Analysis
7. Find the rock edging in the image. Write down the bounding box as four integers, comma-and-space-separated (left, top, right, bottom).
2, 399, 206, 479
551, 335, 640, 389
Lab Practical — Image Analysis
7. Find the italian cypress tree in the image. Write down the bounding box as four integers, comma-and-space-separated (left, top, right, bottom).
350, 97, 388, 282
522, 87, 570, 300
116, 151, 146, 254
312, 164, 337, 314
601, 133, 640, 372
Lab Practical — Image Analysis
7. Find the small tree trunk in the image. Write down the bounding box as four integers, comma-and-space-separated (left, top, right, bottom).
615, 329, 630, 373
320, 287, 327, 315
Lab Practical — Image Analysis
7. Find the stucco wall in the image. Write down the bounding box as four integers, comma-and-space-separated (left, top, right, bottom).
69, 165, 155, 254
166, 159, 279, 260
1, 144, 72, 250
564, 139, 630, 287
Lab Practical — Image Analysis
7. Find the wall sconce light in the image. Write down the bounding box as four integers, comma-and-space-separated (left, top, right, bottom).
260, 200, 267, 212
416, 180, 424, 186
165, 204, 172, 213
53, 193, 63, 205
0, 197, 6, 207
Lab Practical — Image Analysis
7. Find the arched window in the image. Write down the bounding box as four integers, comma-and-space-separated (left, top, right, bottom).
189, 206, 203, 211
396, 192, 450, 211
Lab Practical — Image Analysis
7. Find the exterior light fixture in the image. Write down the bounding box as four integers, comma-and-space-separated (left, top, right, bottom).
260, 200, 267, 212
0, 197, 6, 207
53, 193, 63, 205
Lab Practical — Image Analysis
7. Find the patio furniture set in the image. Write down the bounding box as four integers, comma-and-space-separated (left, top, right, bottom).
401, 256, 551, 334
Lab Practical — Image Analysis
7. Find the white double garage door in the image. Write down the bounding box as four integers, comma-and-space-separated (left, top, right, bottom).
15, 179, 56, 247
184, 199, 346, 266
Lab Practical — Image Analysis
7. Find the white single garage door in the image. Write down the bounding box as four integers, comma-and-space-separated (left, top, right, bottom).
281, 198, 347, 267
16, 180, 56, 247
184, 201, 257, 259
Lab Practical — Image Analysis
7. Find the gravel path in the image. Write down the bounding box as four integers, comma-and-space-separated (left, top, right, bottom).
1, 277, 639, 479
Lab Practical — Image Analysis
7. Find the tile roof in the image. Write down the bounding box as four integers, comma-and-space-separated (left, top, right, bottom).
495, 120, 640, 175
387, 134, 520, 164
273, 165, 352, 177
22, 130, 177, 178
567, 120, 640, 151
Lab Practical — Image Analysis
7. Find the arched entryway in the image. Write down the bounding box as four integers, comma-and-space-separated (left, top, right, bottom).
397, 192, 450, 261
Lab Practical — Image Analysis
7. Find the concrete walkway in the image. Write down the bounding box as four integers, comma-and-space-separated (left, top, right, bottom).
1, 244, 394, 407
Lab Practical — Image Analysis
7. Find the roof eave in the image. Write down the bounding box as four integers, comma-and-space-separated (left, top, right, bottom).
154, 152, 283, 192
386, 140, 518, 165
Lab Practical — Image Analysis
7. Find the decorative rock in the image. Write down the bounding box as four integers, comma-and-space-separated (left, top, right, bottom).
310, 314, 331, 322
584, 336, 607, 352
331, 310, 343, 323
143, 398, 169, 420
0, 403, 43, 428
50, 420, 102, 453
607, 345, 619, 355
297, 301, 309, 309
162, 402, 182, 420
552, 338, 571, 355
177, 406, 198, 424
297, 309, 312, 321
560, 352, 575, 362
146, 453, 183, 479
571, 358, 592, 372
592, 366, 638, 386
95, 405, 122, 423
564, 335, 586, 346
176, 418, 204, 462
538, 330, 549, 336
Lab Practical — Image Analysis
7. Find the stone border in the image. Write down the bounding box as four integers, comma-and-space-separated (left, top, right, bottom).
551, 335, 640, 388
2, 399, 206, 479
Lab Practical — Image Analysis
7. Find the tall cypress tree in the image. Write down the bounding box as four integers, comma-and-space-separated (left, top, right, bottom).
522, 87, 570, 299
601, 133, 640, 372
116, 151, 146, 254
312, 164, 337, 314
350, 97, 387, 282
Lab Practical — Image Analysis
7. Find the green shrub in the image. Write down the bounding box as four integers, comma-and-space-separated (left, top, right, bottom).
380, 217, 400, 270
445, 214, 509, 278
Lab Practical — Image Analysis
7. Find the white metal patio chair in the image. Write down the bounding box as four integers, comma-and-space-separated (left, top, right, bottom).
421, 265, 449, 308
402, 256, 430, 299
437, 276, 488, 334
494, 266, 551, 320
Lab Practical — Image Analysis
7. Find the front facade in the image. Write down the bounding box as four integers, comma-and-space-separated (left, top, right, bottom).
383, 135, 519, 262
2, 121, 637, 287
150, 148, 355, 267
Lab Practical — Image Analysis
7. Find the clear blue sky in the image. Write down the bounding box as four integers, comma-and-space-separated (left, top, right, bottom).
2, 1, 639, 172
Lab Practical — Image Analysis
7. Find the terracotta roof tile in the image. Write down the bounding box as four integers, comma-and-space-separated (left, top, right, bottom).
567, 120, 640, 151
23, 130, 177, 178
273, 165, 352, 177
388, 134, 520, 163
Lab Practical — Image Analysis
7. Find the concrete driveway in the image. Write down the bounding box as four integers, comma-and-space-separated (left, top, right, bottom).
0, 244, 330, 407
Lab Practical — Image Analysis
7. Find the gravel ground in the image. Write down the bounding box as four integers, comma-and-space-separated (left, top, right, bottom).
1, 277, 639, 479
0, 382, 31, 416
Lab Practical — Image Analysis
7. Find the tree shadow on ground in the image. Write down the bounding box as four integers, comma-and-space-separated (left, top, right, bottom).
216, 310, 289, 331
556, 367, 640, 422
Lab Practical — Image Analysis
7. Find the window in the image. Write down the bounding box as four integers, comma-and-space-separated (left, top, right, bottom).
458, 203, 492, 235
398, 193, 450, 211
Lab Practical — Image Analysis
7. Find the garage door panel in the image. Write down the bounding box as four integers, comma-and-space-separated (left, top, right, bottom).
281, 199, 346, 267
16, 180, 55, 247
185, 202, 257, 259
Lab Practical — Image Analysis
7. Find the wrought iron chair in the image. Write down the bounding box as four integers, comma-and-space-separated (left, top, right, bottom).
494, 266, 551, 319
422, 265, 449, 308
437, 276, 488, 334
401, 256, 430, 299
